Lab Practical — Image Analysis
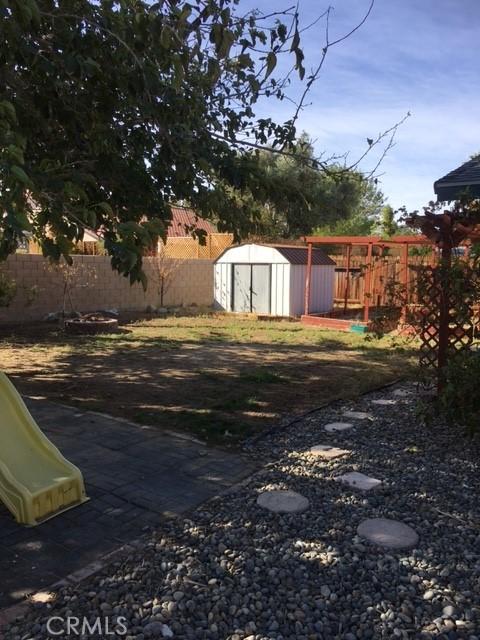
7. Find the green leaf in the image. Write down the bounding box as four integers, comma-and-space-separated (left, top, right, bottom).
172, 56, 185, 88
179, 4, 192, 22
127, 250, 139, 271
97, 202, 113, 217
277, 24, 287, 42
265, 52, 277, 79
10, 165, 33, 187
218, 29, 234, 58
160, 26, 172, 48
7, 144, 24, 165
86, 209, 97, 228
210, 23, 223, 47
290, 28, 300, 52
26, 0, 40, 27
0, 100, 16, 123
13, 210, 32, 231
139, 271, 148, 291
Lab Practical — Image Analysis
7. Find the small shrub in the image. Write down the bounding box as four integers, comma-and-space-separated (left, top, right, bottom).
0, 272, 17, 307
438, 351, 480, 435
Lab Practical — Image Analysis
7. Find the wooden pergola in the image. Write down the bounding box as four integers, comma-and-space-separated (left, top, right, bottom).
302, 234, 433, 330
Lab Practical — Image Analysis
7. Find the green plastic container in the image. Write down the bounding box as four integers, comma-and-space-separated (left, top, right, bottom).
350, 324, 368, 334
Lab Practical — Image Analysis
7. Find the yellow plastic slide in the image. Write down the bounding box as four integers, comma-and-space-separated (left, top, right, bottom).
0, 372, 88, 526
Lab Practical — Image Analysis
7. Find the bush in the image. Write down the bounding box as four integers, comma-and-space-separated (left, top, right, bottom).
0, 272, 16, 307
438, 351, 480, 435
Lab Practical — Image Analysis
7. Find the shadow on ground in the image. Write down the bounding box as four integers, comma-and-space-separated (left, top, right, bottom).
0, 321, 416, 444
0, 400, 256, 608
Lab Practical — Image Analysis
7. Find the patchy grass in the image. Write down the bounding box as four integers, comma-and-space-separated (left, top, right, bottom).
237, 368, 286, 384
0, 313, 417, 444
214, 395, 261, 411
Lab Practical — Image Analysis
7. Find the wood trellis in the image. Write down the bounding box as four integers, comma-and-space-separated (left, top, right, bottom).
415, 265, 475, 372
405, 207, 480, 390
302, 214, 480, 392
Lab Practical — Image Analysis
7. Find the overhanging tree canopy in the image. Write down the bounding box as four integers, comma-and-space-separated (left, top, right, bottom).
1, 0, 393, 282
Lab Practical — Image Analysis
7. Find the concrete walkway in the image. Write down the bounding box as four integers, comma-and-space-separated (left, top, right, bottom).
0, 399, 256, 608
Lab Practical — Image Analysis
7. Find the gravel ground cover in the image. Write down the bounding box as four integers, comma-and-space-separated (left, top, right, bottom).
3, 383, 480, 640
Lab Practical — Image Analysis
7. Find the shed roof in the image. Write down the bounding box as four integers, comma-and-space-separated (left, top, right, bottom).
434, 157, 480, 201
215, 243, 335, 265
269, 245, 335, 265
167, 206, 217, 238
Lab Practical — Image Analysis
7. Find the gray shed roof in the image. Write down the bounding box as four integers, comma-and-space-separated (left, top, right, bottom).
269, 245, 335, 266
434, 157, 480, 201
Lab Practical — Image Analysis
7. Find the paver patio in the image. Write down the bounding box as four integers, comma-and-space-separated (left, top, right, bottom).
0, 398, 256, 608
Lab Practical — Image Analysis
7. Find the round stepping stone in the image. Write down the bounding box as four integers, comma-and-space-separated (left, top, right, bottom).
392, 389, 411, 397
343, 410, 372, 420
357, 518, 419, 549
257, 490, 309, 513
335, 471, 382, 491
324, 422, 354, 432
309, 445, 350, 459
371, 398, 397, 406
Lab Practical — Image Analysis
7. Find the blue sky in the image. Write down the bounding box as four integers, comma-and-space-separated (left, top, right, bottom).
244, 0, 480, 211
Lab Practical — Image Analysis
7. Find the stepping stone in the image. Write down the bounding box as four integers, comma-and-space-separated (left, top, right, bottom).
392, 389, 411, 397
335, 471, 382, 491
324, 422, 354, 432
343, 411, 372, 420
257, 490, 309, 513
371, 399, 397, 406
357, 518, 419, 549
309, 445, 350, 459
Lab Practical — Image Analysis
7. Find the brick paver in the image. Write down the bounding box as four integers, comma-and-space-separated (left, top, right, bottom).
0, 399, 256, 607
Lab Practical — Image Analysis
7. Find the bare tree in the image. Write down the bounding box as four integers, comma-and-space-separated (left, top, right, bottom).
45, 259, 97, 326
152, 244, 180, 308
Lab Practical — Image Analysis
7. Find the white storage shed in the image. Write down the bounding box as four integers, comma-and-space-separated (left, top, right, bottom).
214, 243, 335, 317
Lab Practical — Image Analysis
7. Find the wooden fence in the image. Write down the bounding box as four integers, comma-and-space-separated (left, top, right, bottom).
331, 253, 436, 308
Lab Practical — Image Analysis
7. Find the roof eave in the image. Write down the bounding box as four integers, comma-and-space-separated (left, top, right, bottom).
434, 182, 480, 202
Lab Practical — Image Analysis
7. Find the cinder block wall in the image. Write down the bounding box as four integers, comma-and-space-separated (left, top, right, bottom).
0, 255, 214, 323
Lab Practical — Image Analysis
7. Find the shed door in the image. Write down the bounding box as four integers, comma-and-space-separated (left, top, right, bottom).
233, 264, 251, 312
232, 264, 271, 313
251, 265, 270, 313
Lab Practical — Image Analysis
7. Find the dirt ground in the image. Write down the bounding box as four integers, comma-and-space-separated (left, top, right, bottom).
0, 314, 416, 444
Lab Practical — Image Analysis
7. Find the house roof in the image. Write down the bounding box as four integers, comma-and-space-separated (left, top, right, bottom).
434, 157, 480, 201
167, 206, 217, 238
82, 228, 102, 242
79, 206, 216, 242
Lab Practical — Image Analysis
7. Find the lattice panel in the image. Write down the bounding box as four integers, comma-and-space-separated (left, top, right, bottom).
416, 265, 475, 371
162, 234, 233, 260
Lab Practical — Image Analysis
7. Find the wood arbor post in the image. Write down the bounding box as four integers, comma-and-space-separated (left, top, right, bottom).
304, 242, 313, 316
400, 242, 409, 325
343, 244, 352, 315
363, 242, 373, 323
437, 242, 452, 390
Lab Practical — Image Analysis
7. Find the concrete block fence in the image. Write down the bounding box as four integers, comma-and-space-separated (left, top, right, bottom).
0, 255, 214, 323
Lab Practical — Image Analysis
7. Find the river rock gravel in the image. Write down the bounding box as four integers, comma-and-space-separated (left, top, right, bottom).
3, 383, 480, 639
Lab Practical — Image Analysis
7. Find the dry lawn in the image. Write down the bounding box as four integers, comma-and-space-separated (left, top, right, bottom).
0, 313, 417, 444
